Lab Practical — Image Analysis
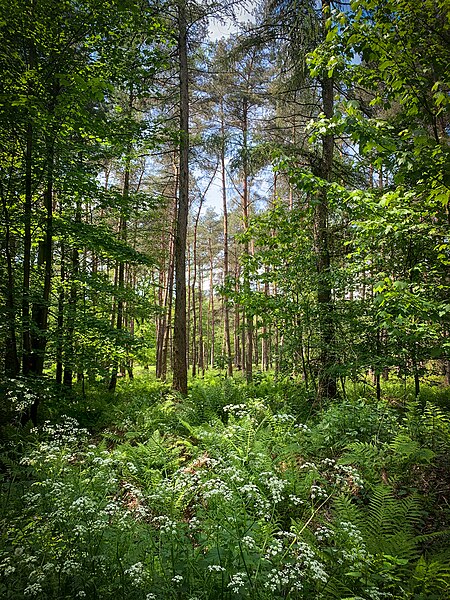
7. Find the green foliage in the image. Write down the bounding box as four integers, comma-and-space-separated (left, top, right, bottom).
1, 377, 449, 599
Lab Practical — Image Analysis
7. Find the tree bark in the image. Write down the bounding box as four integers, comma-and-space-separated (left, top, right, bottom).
209, 237, 215, 369
1, 188, 20, 376
241, 97, 253, 383
172, 0, 189, 395
220, 106, 233, 376
109, 163, 130, 391
29, 136, 54, 377
63, 201, 81, 387
55, 238, 65, 385
22, 121, 33, 376
314, 0, 337, 402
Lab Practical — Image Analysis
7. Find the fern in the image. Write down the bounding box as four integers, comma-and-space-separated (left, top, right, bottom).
389, 432, 435, 467
422, 403, 450, 451
335, 484, 424, 560
340, 441, 386, 484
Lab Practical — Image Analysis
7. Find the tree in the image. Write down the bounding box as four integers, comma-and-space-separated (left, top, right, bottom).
172, 0, 190, 395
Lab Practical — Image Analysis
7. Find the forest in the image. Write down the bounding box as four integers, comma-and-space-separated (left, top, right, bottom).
0, 0, 449, 598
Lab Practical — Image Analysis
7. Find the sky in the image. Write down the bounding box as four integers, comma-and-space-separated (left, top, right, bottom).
208, 5, 255, 42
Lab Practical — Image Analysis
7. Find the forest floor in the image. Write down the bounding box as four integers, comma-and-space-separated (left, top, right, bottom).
1, 373, 450, 599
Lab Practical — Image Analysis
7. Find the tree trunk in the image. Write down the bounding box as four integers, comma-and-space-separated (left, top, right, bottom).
156, 187, 177, 380
1, 191, 20, 377
63, 201, 81, 387
220, 106, 233, 376
209, 238, 215, 369
30, 137, 54, 377
198, 266, 204, 376
55, 239, 65, 384
109, 163, 129, 391
314, 0, 337, 402
22, 121, 33, 376
191, 193, 204, 377
172, 0, 189, 395
242, 97, 253, 383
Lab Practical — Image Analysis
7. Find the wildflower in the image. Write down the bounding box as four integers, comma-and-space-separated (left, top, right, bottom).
24, 583, 43, 596
125, 562, 145, 585
241, 535, 256, 550
310, 484, 327, 501
265, 539, 284, 558
288, 494, 304, 506
227, 572, 246, 593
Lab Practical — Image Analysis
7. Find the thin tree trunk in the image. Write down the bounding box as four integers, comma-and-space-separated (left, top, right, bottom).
198, 266, 204, 375
55, 239, 65, 384
220, 106, 233, 376
209, 238, 215, 369
109, 163, 130, 391
22, 121, 33, 376
191, 195, 204, 377
242, 97, 253, 383
1, 190, 20, 376
63, 201, 81, 387
261, 272, 270, 372
156, 190, 177, 380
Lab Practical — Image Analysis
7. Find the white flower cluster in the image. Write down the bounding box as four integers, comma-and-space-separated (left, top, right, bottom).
241, 535, 257, 550
40, 416, 88, 444
6, 379, 38, 413
221, 465, 245, 484
24, 583, 43, 596
272, 413, 296, 423
288, 494, 304, 506
315, 525, 333, 542
188, 516, 200, 530
71, 496, 97, 515
227, 572, 246, 593
297, 541, 328, 583
61, 559, 81, 575
153, 515, 178, 535
208, 564, 226, 572
298, 461, 317, 471
337, 521, 372, 569
124, 561, 145, 586
295, 423, 311, 432
223, 404, 248, 417
237, 481, 271, 517
333, 463, 364, 491
310, 484, 328, 501
202, 478, 233, 502
265, 538, 284, 558
264, 564, 304, 592
260, 472, 287, 504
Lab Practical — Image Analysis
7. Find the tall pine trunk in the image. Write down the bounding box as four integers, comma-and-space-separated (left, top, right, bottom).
172, 0, 189, 395
314, 0, 337, 401
221, 107, 233, 376
241, 97, 253, 383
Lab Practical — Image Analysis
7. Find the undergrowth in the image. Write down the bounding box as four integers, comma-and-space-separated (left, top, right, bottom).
1, 375, 449, 599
